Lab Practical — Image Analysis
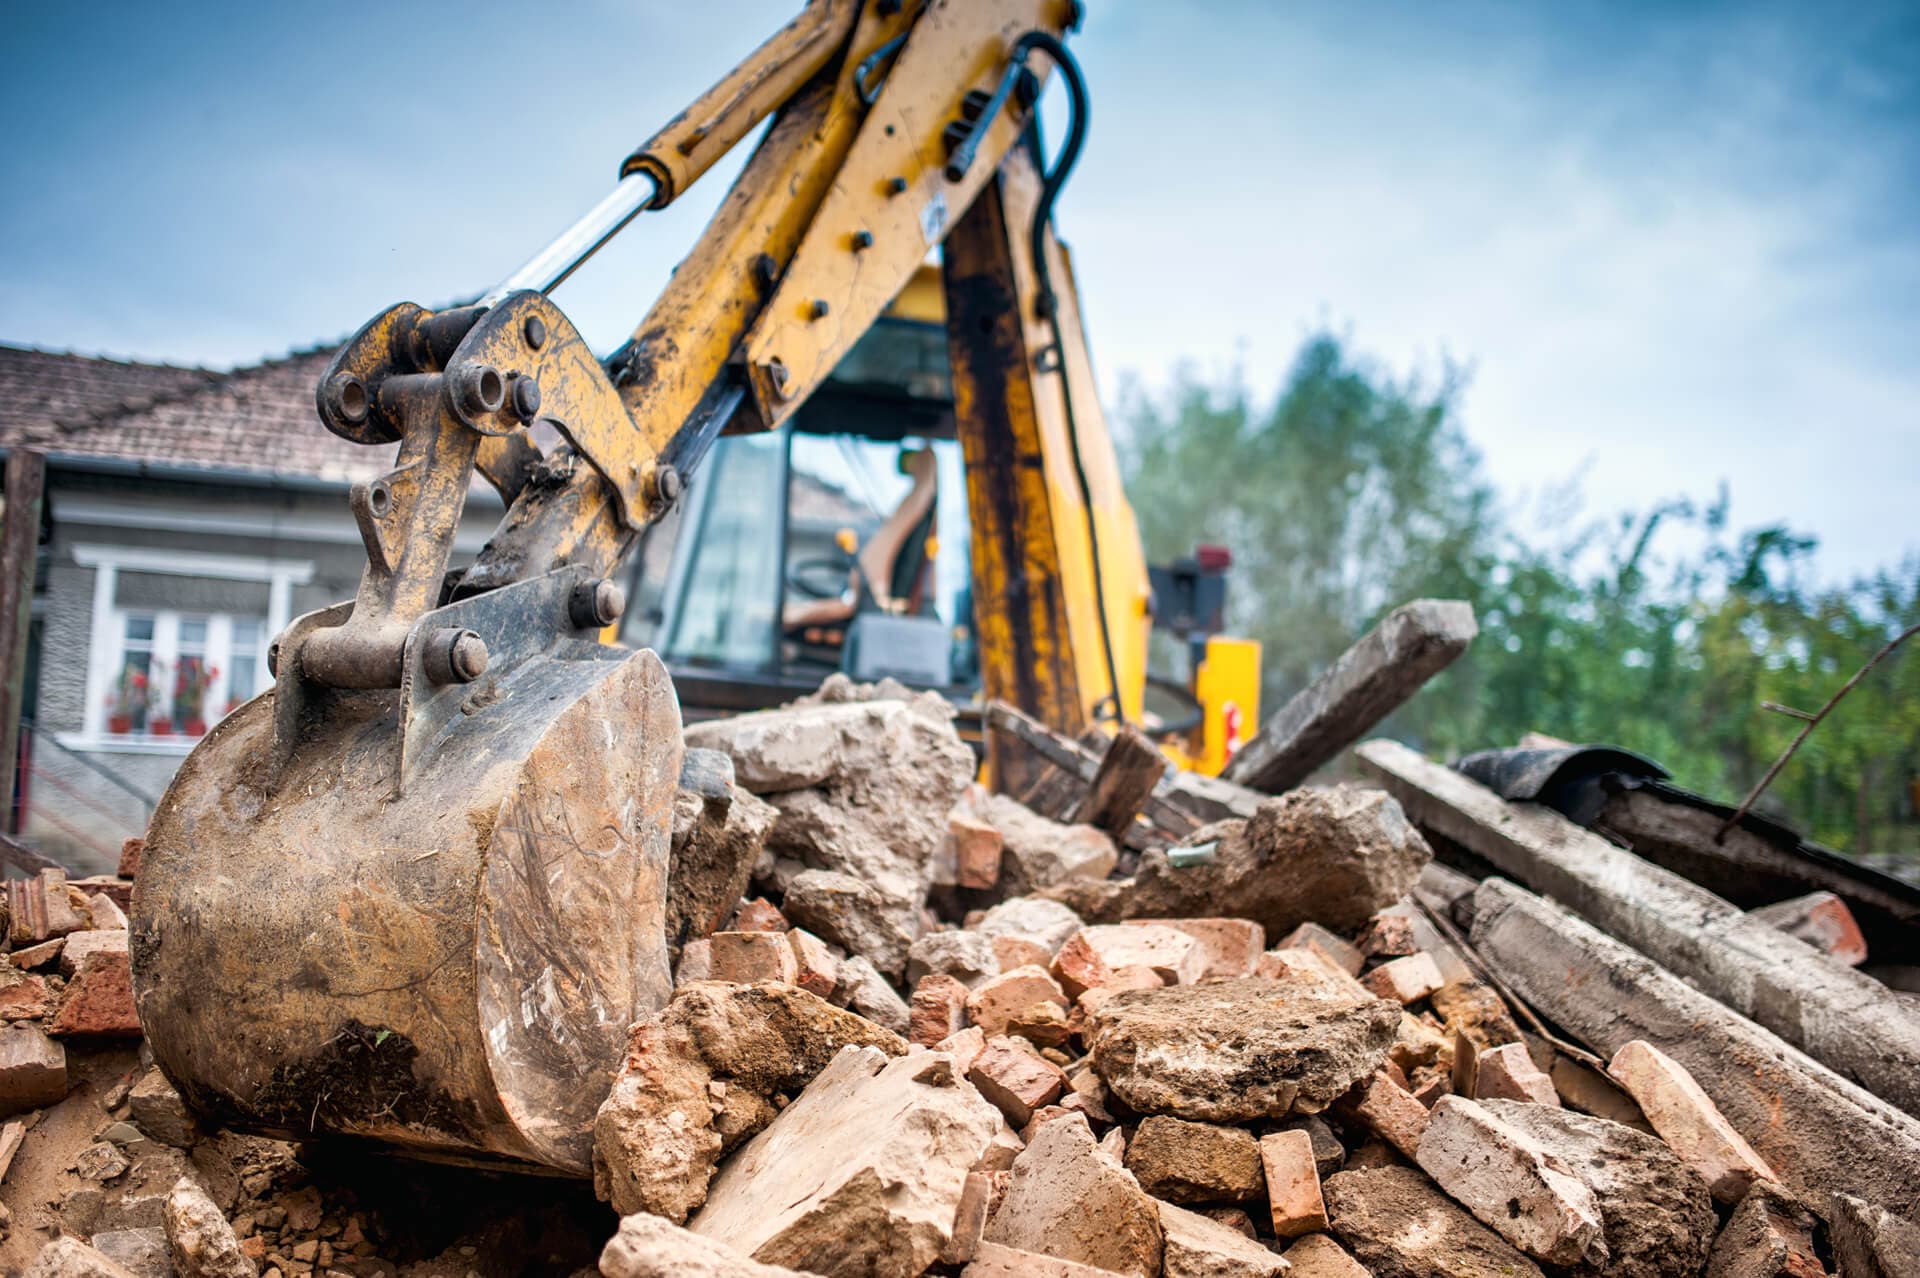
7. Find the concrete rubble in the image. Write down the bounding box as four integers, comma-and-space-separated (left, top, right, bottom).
5, 681, 1914, 1278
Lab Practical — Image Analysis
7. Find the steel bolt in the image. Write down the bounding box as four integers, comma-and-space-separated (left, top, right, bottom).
523, 315, 547, 349
569, 579, 627, 629
886, 176, 908, 195
810, 299, 830, 319
425, 627, 489, 685
766, 359, 791, 400
851, 229, 874, 252
651, 464, 683, 505
510, 375, 542, 423
451, 362, 507, 420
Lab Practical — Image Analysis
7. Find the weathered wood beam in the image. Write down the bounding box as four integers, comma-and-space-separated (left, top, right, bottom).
1357, 737, 1920, 1118
1471, 876, 1920, 1219
0, 449, 44, 833
1224, 599, 1476, 793
1071, 726, 1168, 840
984, 702, 1200, 844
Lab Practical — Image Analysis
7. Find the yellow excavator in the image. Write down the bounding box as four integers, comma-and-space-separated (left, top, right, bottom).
131, 0, 1258, 1175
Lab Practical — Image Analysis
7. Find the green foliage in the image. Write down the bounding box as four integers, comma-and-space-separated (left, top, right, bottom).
1118, 333, 1920, 864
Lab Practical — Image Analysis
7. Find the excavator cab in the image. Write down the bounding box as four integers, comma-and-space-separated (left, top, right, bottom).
622, 275, 980, 714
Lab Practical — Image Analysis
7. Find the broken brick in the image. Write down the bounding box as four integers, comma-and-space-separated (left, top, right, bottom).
1360, 951, 1444, 1004
1707, 1180, 1828, 1278
1276, 921, 1364, 975
966, 966, 1068, 1038
949, 815, 1004, 891
1122, 917, 1264, 980
992, 934, 1054, 975
911, 973, 972, 1047
8, 869, 90, 946
1607, 1039, 1774, 1205
784, 928, 838, 998
967, 1036, 1067, 1128
1414, 1095, 1607, 1267
1356, 912, 1419, 959
708, 930, 800, 984
1336, 1069, 1431, 1159
48, 949, 140, 1038
936, 1025, 987, 1077
1123, 1115, 1263, 1204
1474, 1041, 1559, 1106
1067, 924, 1206, 986
0, 1023, 67, 1114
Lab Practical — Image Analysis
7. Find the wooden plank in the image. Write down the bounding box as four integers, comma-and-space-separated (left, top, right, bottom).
0, 449, 44, 834
1071, 726, 1168, 840
1471, 876, 1920, 1219
984, 702, 1199, 843
0, 829, 63, 876
1224, 599, 1475, 793
1357, 737, 1920, 1119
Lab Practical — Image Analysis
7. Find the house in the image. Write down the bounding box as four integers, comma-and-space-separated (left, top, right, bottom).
0, 343, 501, 871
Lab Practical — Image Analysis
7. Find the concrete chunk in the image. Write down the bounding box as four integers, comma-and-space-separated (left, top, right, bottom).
599, 1211, 816, 1277
962, 1242, 1131, 1277
1705, 1181, 1826, 1278
909, 929, 1000, 987
690, 1047, 1001, 1277
1414, 1096, 1607, 1267
1827, 1192, 1920, 1278
836, 954, 911, 1035
1280, 1234, 1371, 1278
0, 1023, 68, 1114
1607, 1040, 1774, 1206
23, 1239, 141, 1278
1090, 978, 1398, 1122
1324, 1164, 1543, 1278
982, 1112, 1165, 1278
161, 1177, 253, 1278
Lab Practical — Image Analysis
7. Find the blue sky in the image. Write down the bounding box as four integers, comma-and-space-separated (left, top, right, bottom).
4, 1, 1915, 580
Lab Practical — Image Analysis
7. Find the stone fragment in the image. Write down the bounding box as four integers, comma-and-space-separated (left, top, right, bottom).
1360, 953, 1443, 1005
980, 792, 1119, 895
948, 814, 1005, 890
1429, 980, 1521, 1052
708, 931, 800, 984
128, 1069, 199, 1148
1124, 918, 1265, 980
942, 1170, 996, 1265
1706, 1181, 1827, 1278
1260, 1128, 1328, 1237
784, 928, 838, 999
1007, 1000, 1072, 1049
966, 966, 1069, 1038
783, 869, 916, 981
936, 1025, 987, 1076
1198, 1207, 1258, 1237
86, 1229, 169, 1278
911, 973, 973, 1046
0, 1022, 67, 1113
1335, 1070, 1430, 1160
731, 897, 789, 933
49, 950, 140, 1037
1607, 1040, 1774, 1205
1827, 1192, 1920, 1278
0, 966, 52, 1019
1158, 1201, 1289, 1277
1474, 1042, 1558, 1106
1389, 1012, 1451, 1078
1481, 1098, 1714, 1278
983, 1113, 1165, 1278
1278, 922, 1365, 976
11, 937, 63, 969
599, 1210, 816, 1277
1047, 787, 1430, 937
908, 930, 1000, 988
1282, 1234, 1371, 1278
836, 955, 911, 1035
991, 933, 1053, 974
1283, 1115, 1347, 1179
1749, 890, 1867, 966
690, 1046, 1001, 1277
678, 937, 715, 985
163, 1177, 254, 1278
1123, 1115, 1262, 1204
974, 896, 1087, 953
667, 770, 778, 957
968, 1036, 1067, 1127
1357, 913, 1419, 959
1414, 1096, 1607, 1267
962, 1242, 1131, 1277
1052, 932, 1116, 998
593, 981, 904, 1222
1324, 1164, 1545, 1278
24, 1239, 141, 1278
1090, 978, 1398, 1122
88, 893, 130, 930
1548, 1056, 1647, 1128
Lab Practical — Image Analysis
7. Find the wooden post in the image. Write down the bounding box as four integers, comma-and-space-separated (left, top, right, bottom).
1071, 726, 1168, 841
0, 449, 44, 835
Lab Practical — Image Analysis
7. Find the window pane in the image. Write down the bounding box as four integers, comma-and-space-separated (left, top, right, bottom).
179, 618, 209, 650
661, 433, 784, 669
124, 614, 154, 644
232, 619, 263, 649
227, 653, 258, 712
110, 651, 152, 732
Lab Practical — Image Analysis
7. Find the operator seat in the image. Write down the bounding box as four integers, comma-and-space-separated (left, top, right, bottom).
782, 447, 938, 637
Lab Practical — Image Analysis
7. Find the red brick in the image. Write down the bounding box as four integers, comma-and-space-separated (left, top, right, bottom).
707, 930, 799, 984
7, 870, 89, 946
1050, 933, 1114, 998
967, 1036, 1067, 1127
949, 815, 1004, 891
966, 966, 1068, 1037
785, 928, 838, 998
729, 897, 789, 933
118, 837, 145, 879
675, 938, 713, 985
1361, 952, 1445, 1004
992, 935, 1053, 974
911, 973, 972, 1047
0, 1024, 66, 1113
48, 950, 141, 1037
7, 939, 61, 971
1336, 1069, 1431, 1159
1474, 1042, 1559, 1106
0, 970, 51, 1020
1126, 917, 1265, 979
1258, 1128, 1328, 1239
936, 1025, 987, 1076
1608, 1039, 1774, 1205
1066, 924, 1205, 985
1356, 913, 1419, 959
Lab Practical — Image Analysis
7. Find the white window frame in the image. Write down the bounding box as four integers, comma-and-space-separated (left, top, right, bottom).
62, 544, 315, 754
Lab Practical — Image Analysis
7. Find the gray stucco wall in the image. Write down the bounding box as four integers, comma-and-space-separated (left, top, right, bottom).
19, 468, 501, 871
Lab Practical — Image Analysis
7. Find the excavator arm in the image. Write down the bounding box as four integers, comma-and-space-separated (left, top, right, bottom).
131, 0, 1156, 1177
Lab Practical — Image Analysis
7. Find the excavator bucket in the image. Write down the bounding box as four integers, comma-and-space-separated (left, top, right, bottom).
130, 572, 686, 1174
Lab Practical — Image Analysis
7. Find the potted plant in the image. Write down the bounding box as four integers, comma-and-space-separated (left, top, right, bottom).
175, 659, 217, 737
106, 667, 148, 735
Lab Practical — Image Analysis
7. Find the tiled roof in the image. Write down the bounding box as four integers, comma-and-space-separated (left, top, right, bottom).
0, 343, 392, 484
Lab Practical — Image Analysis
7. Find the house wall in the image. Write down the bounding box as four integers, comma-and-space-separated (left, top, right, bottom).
20, 468, 503, 872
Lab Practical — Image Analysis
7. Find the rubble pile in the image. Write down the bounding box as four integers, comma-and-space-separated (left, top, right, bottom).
1, 677, 1911, 1276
